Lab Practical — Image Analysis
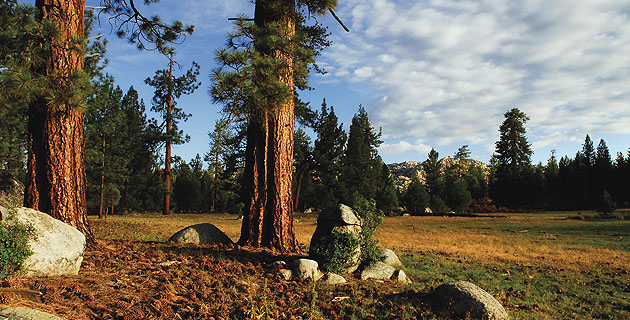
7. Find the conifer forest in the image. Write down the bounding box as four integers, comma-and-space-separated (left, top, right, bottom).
0, 1, 628, 319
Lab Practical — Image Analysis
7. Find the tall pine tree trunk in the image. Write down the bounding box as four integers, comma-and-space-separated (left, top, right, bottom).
25, 0, 92, 240
163, 53, 174, 215
238, 0, 299, 252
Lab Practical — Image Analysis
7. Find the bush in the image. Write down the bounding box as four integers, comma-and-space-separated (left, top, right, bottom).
310, 230, 360, 273
598, 190, 616, 215
351, 193, 384, 265
0, 215, 33, 280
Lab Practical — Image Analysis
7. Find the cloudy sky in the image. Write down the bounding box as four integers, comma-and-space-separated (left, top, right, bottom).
87, 0, 629, 165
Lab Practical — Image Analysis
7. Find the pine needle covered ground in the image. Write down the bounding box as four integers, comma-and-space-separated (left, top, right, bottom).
1, 211, 629, 319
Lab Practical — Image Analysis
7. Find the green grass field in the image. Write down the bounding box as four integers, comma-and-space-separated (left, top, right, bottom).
88, 210, 630, 319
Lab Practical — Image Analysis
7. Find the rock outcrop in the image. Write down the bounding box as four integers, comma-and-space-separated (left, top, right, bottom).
388, 157, 489, 190
0, 206, 86, 277
309, 204, 363, 273
431, 281, 508, 320
168, 223, 233, 245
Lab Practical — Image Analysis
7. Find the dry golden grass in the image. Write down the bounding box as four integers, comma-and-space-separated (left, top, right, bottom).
89, 212, 629, 272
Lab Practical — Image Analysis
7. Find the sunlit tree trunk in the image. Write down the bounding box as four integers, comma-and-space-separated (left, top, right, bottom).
238, 0, 299, 252
25, 0, 92, 240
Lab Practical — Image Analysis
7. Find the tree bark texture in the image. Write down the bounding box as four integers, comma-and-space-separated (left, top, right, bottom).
238, 0, 299, 252
25, 0, 92, 239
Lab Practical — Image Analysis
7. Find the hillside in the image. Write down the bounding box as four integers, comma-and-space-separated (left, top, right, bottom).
388, 157, 489, 190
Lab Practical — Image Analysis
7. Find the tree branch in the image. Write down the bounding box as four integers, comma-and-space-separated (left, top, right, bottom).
329, 9, 349, 32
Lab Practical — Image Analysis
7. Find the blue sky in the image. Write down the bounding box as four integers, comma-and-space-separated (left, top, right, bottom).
83, 0, 628, 165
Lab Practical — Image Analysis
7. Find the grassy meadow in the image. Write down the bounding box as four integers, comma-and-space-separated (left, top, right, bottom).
86, 210, 630, 319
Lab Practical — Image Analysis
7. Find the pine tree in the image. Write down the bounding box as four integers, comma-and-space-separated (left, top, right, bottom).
119, 86, 160, 213
211, 1, 338, 252
293, 129, 314, 212
341, 106, 383, 204
85, 77, 128, 218
312, 100, 347, 209
423, 148, 443, 197
145, 56, 200, 215
402, 177, 429, 215
545, 150, 560, 207
582, 135, 596, 167
491, 107, 533, 207
592, 139, 613, 206
375, 162, 399, 215
1, 0, 192, 241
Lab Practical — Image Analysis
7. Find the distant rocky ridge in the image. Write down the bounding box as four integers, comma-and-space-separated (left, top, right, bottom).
387, 157, 489, 190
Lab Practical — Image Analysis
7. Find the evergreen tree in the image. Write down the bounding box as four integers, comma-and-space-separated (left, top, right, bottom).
465, 164, 488, 200
375, 162, 399, 215
445, 179, 472, 213
423, 148, 444, 197
119, 86, 162, 213
312, 100, 347, 209
490, 108, 533, 207
402, 177, 429, 215
341, 106, 383, 204
172, 160, 202, 213
145, 57, 200, 215
293, 129, 315, 212
582, 135, 596, 167
85, 77, 128, 218
545, 150, 560, 207
453, 145, 471, 178
592, 139, 613, 206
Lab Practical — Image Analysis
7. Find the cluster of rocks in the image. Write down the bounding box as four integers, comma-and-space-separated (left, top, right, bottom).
273, 204, 411, 285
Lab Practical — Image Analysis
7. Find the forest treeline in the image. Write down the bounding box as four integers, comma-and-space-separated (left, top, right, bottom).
1, 2, 628, 217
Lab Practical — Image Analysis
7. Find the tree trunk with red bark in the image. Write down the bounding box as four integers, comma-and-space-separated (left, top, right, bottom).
25, 0, 92, 240
238, 0, 299, 252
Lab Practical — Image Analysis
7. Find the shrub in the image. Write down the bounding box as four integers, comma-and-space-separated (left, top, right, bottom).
310, 230, 360, 273
0, 214, 33, 280
598, 190, 616, 215
351, 193, 384, 265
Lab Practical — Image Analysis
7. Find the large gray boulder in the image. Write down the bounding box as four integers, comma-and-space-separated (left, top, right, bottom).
168, 223, 233, 245
0, 206, 85, 277
0, 172, 23, 209
0, 307, 66, 320
309, 204, 363, 273
431, 281, 508, 320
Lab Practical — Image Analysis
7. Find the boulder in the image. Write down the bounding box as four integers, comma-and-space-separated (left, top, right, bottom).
322, 273, 347, 285
379, 248, 402, 268
0, 307, 66, 320
431, 281, 508, 320
292, 259, 323, 281
360, 262, 396, 280
317, 204, 362, 225
168, 223, 233, 245
310, 204, 363, 273
0, 172, 23, 209
0, 206, 85, 277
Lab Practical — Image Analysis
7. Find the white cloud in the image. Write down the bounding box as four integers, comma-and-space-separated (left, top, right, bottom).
319, 0, 630, 161
379, 141, 432, 155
